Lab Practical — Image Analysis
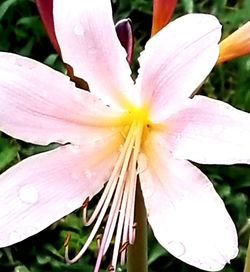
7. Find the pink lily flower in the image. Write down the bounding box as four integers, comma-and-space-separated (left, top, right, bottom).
1, 0, 250, 271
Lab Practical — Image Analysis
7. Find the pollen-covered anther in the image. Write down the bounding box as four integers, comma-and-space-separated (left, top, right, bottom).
119, 241, 130, 253
96, 233, 102, 249
82, 196, 89, 208
132, 222, 137, 229
64, 121, 143, 271
107, 264, 115, 271
64, 232, 71, 247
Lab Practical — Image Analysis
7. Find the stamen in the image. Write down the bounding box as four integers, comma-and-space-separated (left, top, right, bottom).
65, 165, 121, 264
119, 241, 129, 253
94, 123, 140, 272
119, 161, 136, 265
94, 179, 125, 272
82, 174, 116, 226
65, 119, 146, 270
96, 233, 102, 250
111, 171, 131, 268
132, 222, 137, 229
112, 123, 143, 269
65, 122, 137, 268
64, 232, 71, 247
120, 124, 143, 265
107, 264, 115, 271
83, 123, 136, 227
82, 197, 89, 209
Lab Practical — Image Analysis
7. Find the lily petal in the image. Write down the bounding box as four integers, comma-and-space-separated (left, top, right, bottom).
0, 140, 120, 247
53, 0, 134, 109
165, 95, 250, 164
137, 14, 221, 121
139, 136, 238, 271
0, 53, 123, 146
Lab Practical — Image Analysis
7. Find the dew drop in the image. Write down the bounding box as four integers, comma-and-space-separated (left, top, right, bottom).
137, 153, 148, 174
18, 185, 39, 204
84, 170, 93, 179
167, 240, 186, 257
23, 226, 37, 236
74, 24, 84, 35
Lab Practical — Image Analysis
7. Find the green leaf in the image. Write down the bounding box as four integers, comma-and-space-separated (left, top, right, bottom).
14, 266, 31, 272
181, 0, 194, 13
0, 137, 19, 171
0, 0, 17, 20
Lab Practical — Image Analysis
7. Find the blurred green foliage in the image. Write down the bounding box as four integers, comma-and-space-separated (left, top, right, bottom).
0, 0, 249, 271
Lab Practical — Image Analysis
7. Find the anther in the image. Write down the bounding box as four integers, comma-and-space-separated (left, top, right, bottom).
96, 233, 102, 249
132, 222, 137, 229
64, 232, 71, 247
107, 264, 115, 271
82, 196, 90, 208
119, 241, 129, 253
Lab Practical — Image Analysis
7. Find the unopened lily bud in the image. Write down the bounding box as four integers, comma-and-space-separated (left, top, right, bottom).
115, 19, 134, 65
151, 0, 177, 36
36, 0, 61, 55
217, 21, 250, 64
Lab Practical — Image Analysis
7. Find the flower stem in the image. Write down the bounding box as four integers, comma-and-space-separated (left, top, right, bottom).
244, 237, 250, 272
127, 180, 148, 272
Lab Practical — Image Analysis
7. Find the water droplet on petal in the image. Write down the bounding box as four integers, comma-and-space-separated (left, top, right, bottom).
167, 240, 185, 257
23, 226, 37, 236
8, 226, 38, 245
137, 153, 148, 174
18, 185, 39, 204
74, 24, 84, 35
84, 170, 93, 179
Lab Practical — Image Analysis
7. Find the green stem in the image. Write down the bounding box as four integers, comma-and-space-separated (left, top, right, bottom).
127, 181, 148, 272
244, 238, 250, 272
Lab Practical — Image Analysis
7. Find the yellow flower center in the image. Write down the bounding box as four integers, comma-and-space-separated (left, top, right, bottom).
119, 104, 153, 148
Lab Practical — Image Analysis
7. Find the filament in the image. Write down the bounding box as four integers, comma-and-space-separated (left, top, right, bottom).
64, 120, 145, 271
